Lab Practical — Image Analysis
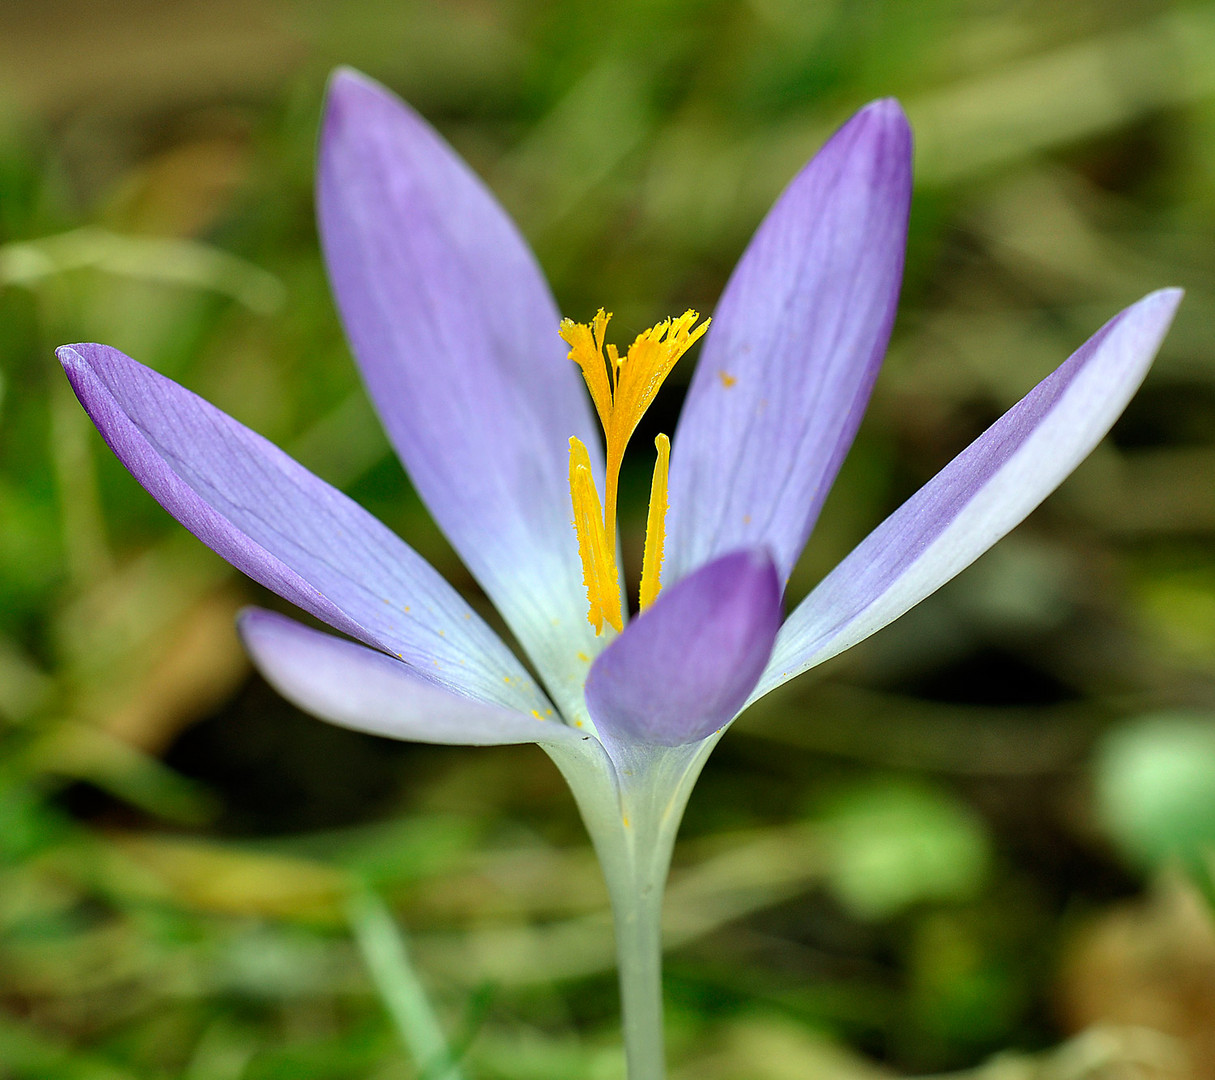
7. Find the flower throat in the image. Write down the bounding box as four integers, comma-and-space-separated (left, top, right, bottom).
561, 309, 709, 635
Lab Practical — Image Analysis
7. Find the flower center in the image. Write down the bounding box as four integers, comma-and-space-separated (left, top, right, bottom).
561, 308, 709, 634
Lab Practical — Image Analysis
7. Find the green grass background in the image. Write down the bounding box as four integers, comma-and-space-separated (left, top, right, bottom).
3, 1, 1215, 1076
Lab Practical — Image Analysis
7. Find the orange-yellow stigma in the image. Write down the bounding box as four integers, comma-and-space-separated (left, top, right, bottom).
560, 309, 708, 634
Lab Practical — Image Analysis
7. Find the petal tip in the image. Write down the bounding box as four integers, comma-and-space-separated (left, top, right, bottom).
57, 343, 113, 399
853, 96, 912, 144
718, 546, 783, 608
325, 66, 384, 106
1148, 286, 1184, 314
803, 95, 912, 207
322, 67, 411, 139
235, 604, 272, 636
586, 547, 782, 748
56, 343, 85, 371
1118, 287, 1184, 341
237, 606, 294, 662
859, 96, 909, 123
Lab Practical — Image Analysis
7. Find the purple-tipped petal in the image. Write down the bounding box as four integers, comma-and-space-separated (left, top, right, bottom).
317, 69, 602, 714
666, 99, 912, 584
239, 609, 577, 746
756, 288, 1183, 699
60, 342, 547, 713
585, 549, 782, 747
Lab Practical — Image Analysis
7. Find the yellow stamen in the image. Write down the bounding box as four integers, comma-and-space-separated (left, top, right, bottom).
568, 436, 623, 634
561, 309, 707, 633
639, 433, 669, 611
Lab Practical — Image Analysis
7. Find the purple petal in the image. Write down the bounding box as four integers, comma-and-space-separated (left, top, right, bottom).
59, 342, 547, 713
240, 609, 578, 746
666, 99, 912, 584
585, 549, 782, 747
317, 69, 603, 713
757, 288, 1183, 698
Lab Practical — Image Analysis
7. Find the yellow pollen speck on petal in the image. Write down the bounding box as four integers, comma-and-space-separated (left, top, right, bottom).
576, 651, 590, 663
531, 709, 543, 720
561, 308, 708, 630
718, 369, 737, 388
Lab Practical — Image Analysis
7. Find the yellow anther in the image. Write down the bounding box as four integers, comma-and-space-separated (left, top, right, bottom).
639, 433, 669, 611
561, 309, 707, 633
569, 436, 623, 634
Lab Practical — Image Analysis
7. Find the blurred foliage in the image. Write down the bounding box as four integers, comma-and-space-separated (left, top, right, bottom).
1095, 712, 1215, 878
3, 0, 1215, 1077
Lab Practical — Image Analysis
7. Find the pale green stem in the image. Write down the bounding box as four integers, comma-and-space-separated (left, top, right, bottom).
608, 842, 671, 1080
347, 887, 464, 1080
547, 733, 723, 1080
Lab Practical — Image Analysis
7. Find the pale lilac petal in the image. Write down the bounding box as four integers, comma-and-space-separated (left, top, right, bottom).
317, 69, 602, 717
60, 342, 547, 714
585, 549, 782, 747
756, 289, 1182, 699
666, 99, 912, 583
239, 609, 577, 746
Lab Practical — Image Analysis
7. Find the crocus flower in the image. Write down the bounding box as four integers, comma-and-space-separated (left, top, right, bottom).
59, 69, 1180, 1079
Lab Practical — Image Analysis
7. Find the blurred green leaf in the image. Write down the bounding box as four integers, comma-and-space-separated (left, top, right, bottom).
1095, 711, 1215, 873
817, 779, 991, 920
